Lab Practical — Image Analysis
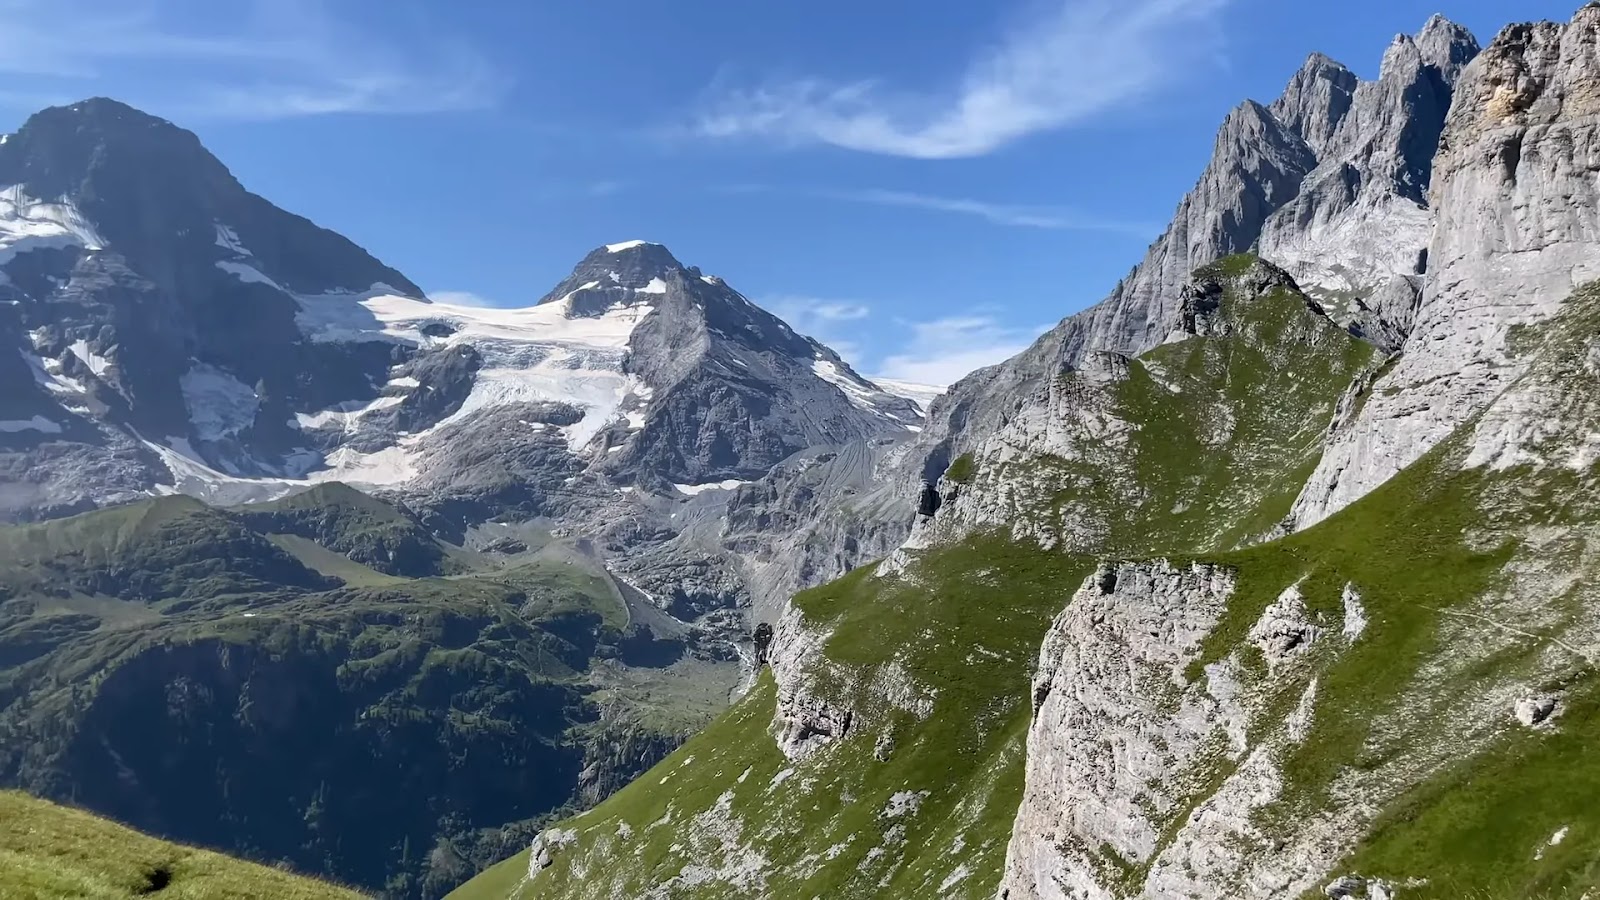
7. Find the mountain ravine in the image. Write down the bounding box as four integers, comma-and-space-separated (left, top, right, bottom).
451, 6, 1600, 900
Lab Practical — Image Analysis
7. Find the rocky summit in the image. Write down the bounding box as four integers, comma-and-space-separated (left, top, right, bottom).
8, 4, 1600, 900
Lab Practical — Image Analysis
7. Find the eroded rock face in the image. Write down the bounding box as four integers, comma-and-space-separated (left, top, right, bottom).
874, 14, 1477, 578
1294, 5, 1600, 528
999, 566, 1392, 900
768, 603, 853, 761
999, 561, 1241, 900
1259, 17, 1479, 338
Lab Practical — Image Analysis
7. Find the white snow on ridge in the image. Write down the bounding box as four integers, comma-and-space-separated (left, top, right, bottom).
293, 287, 421, 345
360, 291, 652, 348
0, 185, 104, 275
143, 431, 419, 505
638, 277, 668, 295
812, 358, 911, 418
216, 260, 282, 291
559, 280, 602, 304
294, 394, 404, 431
0, 415, 61, 434
298, 290, 658, 453
869, 377, 945, 414
180, 363, 259, 443
23, 349, 86, 396
69, 341, 112, 378
214, 223, 249, 256
673, 479, 753, 496
173, 282, 664, 493
604, 239, 653, 253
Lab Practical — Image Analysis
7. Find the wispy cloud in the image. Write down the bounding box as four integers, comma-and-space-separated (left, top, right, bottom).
719, 183, 1154, 234
760, 292, 1050, 385
0, 0, 504, 119
821, 188, 1155, 234
875, 315, 1050, 386
765, 295, 874, 361
430, 289, 500, 308
692, 0, 1229, 158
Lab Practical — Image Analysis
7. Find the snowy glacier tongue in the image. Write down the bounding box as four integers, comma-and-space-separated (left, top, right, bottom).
354, 290, 657, 452
150, 271, 665, 498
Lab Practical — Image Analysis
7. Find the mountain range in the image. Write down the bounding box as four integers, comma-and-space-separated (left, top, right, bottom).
0, 96, 937, 897
452, 5, 1600, 900
7, 4, 1600, 900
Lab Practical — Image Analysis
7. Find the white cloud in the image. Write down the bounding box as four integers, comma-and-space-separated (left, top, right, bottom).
823, 188, 1155, 234
876, 315, 1050, 386
693, 0, 1229, 158
0, 0, 503, 119
430, 290, 499, 308
765, 295, 874, 361
762, 295, 1049, 386
719, 183, 1154, 234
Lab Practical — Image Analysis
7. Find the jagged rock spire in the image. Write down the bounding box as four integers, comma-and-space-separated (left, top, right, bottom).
1270, 52, 1357, 158
1416, 14, 1482, 82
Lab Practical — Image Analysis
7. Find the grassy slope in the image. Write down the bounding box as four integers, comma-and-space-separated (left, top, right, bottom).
455, 276, 1600, 899
236, 482, 461, 577
973, 257, 1377, 558
0, 791, 364, 900
450, 540, 1095, 900
0, 488, 729, 897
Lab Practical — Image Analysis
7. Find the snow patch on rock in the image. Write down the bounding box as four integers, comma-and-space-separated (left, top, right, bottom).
180, 363, 259, 442
0, 415, 61, 433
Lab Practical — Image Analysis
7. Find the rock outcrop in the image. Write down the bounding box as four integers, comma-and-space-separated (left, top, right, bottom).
1259, 17, 1479, 344
1293, 5, 1600, 527
767, 602, 853, 761
1000, 561, 1249, 899
865, 14, 1478, 582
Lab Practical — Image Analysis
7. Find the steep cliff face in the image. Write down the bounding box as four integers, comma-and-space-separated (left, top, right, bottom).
902, 14, 1474, 489
882, 257, 1375, 570
902, 97, 1321, 489
998, 278, 1600, 899
807, 15, 1478, 611
1293, 6, 1600, 528
1259, 17, 1479, 346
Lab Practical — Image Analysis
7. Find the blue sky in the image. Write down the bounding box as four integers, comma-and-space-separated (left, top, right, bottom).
0, 0, 1578, 384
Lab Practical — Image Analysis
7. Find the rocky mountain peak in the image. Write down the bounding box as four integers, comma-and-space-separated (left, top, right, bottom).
1415, 14, 1482, 81
0, 98, 236, 209
1380, 33, 1426, 81
1290, 4, 1600, 531
536, 240, 694, 308
0, 97, 420, 299
1270, 53, 1358, 157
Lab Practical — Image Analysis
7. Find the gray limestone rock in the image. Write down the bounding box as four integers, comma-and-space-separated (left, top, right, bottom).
1515, 694, 1561, 728
1293, 5, 1600, 529
869, 16, 1477, 585
1258, 18, 1479, 316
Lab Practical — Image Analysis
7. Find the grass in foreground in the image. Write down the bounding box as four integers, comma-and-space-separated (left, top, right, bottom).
0, 790, 366, 900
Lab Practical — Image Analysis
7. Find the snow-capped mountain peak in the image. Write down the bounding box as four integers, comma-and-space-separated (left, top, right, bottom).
0, 105, 923, 525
